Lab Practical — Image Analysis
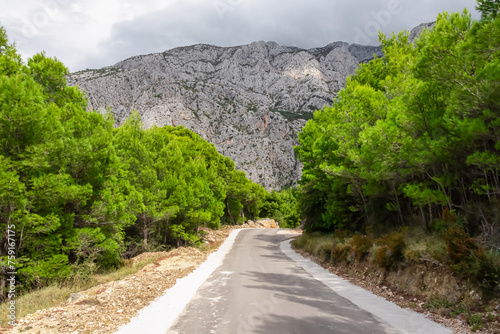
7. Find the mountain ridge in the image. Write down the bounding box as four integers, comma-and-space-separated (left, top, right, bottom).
67, 39, 384, 189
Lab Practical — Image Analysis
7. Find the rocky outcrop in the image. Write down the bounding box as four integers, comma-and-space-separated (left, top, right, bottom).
67, 41, 383, 189
409, 22, 435, 42
246, 219, 278, 228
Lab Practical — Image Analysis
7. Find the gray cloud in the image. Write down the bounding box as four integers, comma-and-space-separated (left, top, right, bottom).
2, 0, 480, 71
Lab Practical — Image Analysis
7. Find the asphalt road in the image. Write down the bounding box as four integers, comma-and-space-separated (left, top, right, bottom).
169, 229, 399, 334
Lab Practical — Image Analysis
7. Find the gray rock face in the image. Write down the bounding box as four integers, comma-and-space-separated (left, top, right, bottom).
348, 44, 383, 63
409, 22, 435, 42
67, 41, 382, 190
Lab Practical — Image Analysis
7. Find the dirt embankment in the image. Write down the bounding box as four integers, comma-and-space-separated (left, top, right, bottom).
3, 226, 246, 334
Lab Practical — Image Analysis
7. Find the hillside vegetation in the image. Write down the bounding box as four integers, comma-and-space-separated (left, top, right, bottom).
293, 3, 500, 331
0, 27, 300, 301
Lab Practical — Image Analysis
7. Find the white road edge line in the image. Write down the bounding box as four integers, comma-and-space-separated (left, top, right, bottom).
280, 238, 452, 334
114, 228, 244, 334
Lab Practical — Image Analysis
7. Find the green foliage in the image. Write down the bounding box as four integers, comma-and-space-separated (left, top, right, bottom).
260, 188, 301, 228
467, 312, 485, 331
295, 7, 500, 250
0, 27, 138, 293
223, 169, 266, 225
424, 296, 453, 310
374, 231, 406, 268
477, 0, 500, 20
28, 52, 71, 105
0, 28, 23, 77
113, 111, 267, 248
75, 227, 121, 268
170, 224, 200, 247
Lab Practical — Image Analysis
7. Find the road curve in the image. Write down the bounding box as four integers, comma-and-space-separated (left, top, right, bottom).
168, 229, 442, 334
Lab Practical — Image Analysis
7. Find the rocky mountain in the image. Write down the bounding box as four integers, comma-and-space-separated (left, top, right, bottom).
67, 40, 384, 190
409, 22, 435, 42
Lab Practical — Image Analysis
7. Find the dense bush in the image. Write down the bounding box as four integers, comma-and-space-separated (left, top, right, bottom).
350, 234, 373, 260
374, 231, 406, 268
260, 188, 301, 228
331, 244, 351, 264
443, 226, 500, 292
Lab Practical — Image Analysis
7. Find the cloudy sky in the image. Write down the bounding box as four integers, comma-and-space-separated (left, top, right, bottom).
1, 0, 479, 72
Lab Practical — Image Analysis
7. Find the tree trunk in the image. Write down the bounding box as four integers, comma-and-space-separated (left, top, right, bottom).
428, 204, 433, 228
225, 198, 235, 224
419, 205, 428, 231
390, 181, 404, 226
485, 171, 491, 201
164, 219, 169, 245
142, 213, 148, 246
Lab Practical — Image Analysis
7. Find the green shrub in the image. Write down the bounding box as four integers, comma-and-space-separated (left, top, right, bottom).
467, 313, 484, 332
374, 231, 406, 268
65, 259, 99, 288
469, 249, 500, 293
292, 232, 334, 260
318, 245, 332, 262
17, 255, 71, 290
310, 237, 335, 259
426, 235, 448, 262
443, 227, 479, 264
291, 235, 307, 249
350, 234, 373, 260
331, 244, 352, 264
424, 296, 453, 310
442, 226, 500, 293
375, 245, 392, 267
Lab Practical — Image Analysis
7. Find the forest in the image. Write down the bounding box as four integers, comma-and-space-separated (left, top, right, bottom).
0, 27, 300, 297
294, 2, 500, 312
296, 6, 500, 243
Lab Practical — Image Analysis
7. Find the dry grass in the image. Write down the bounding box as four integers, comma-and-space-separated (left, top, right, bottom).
1, 285, 74, 327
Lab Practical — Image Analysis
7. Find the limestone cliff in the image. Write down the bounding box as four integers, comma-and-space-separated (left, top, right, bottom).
67, 41, 383, 189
